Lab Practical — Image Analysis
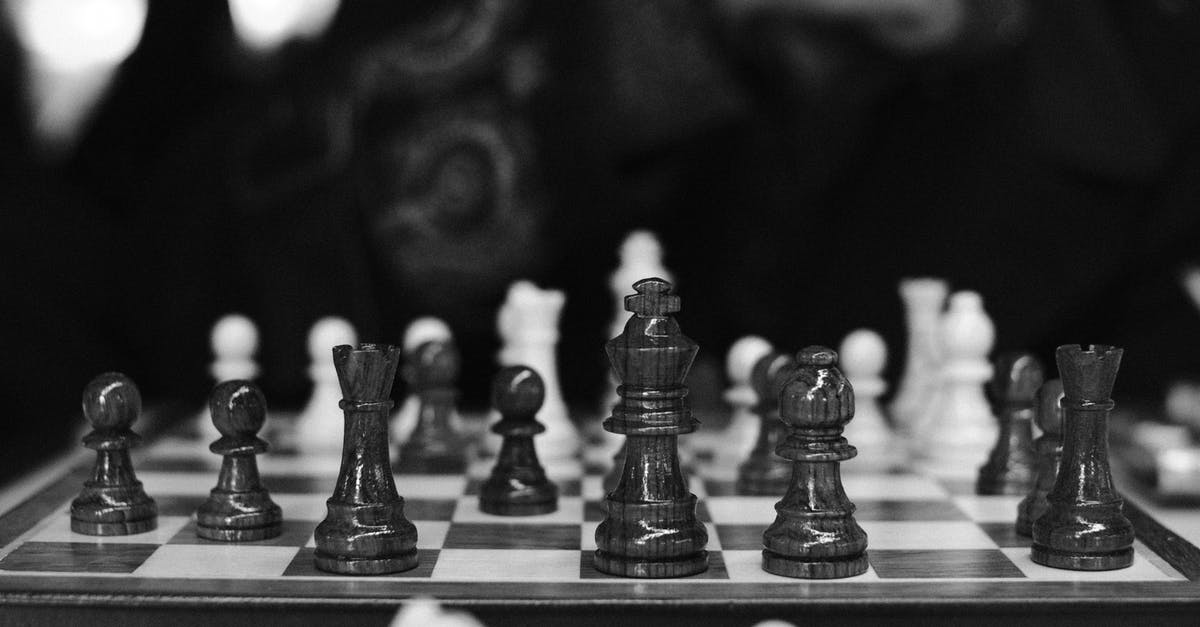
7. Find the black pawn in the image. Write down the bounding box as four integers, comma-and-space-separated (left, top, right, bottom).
977, 352, 1042, 495
594, 278, 708, 578
71, 373, 157, 535
480, 366, 558, 515
396, 340, 467, 474
1032, 344, 1133, 570
196, 380, 283, 541
736, 351, 798, 495
314, 344, 418, 575
762, 347, 868, 579
1016, 378, 1065, 537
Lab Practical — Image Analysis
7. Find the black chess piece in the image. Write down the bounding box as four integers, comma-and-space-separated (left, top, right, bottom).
762, 346, 868, 579
396, 340, 467, 473
314, 344, 418, 575
196, 380, 283, 541
1016, 378, 1065, 537
977, 352, 1042, 495
736, 351, 798, 495
1031, 344, 1133, 570
480, 365, 558, 515
71, 372, 157, 535
594, 278, 708, 578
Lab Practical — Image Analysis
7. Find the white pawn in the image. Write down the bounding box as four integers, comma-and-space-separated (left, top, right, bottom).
718, 335, 773, 465
596, 230, 674, 458
192, 314, 260, 443
890, 277, 949, 441
293, 316, 357, 455
494, 280, 580, 464
839, 328, 905, 473
390, 316, 454, 457
915, 291, 996, 476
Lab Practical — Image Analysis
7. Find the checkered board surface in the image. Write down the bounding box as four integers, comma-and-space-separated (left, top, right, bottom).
0, 435, 1192, 597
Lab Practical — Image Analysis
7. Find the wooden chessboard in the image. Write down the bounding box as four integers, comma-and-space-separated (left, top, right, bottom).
3, 427, 1200, 627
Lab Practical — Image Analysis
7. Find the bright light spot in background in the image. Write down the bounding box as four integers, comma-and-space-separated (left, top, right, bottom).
6, 0, 147, 71
228, 0, 340, 53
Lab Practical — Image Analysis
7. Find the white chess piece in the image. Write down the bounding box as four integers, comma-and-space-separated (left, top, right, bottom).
494, 280, 580, 464
597, 230, 674, 457
390, 597, 485, 627
915, 291, 996, 476
890, 278, 949, 441
839, 328, 904, 472
391, 316, 454, 454
192, 314, 260, 443
717, 335, 773, 465
294, 316, 357, 455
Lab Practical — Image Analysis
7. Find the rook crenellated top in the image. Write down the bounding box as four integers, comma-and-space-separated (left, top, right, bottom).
334, 343, 402, 402
1056, 344, 1122, 403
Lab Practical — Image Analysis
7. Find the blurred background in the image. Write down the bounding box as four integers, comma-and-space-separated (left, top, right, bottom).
2, 0, 1200, 482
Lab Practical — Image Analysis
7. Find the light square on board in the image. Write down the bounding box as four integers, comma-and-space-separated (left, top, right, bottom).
704, 497, 776, 525
951, 495, 1026, 523
137, 472, 216, 496
841, 474, 949, 500
29, 514, 191, 545
452, 497, 583, 523
977, 522, 1032, 548
999, 547, 1177, 581
395, 475, 469, 498
166, 519, 318, 547
135, 544, 300, 578
432, 549, 580, 580
271, 493, 329, 521
721, 549, 880, 582
859, 521, 998, 550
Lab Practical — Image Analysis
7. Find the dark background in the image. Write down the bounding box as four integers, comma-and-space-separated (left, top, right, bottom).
3, 0, 1200, 482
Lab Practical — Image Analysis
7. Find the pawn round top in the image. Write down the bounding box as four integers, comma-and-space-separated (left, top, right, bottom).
403, 316, 453, 352
491, 365, 545, 418
797, 346, 837, 367
990, 351, 1044, 404
780, 346, 853, 428
82, 372, 142, 431
751, 351, 799, 405
209, 380, 267, 438
1036, 378, 1065, 435
839, 329, 887, 378
727, 336, 773, 384
410, 340, 461, 388
211, 314, 258, 357
620, 230, 663, 262
308, 316, 357, 360
941, 290, 994, 358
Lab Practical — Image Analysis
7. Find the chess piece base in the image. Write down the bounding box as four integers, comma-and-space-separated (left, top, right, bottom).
313, 549, 419, 575
1030, 544, 1133, 571
762, 550, 869, 579
480, 499, 557, 516
71, 517, 157, 536
593, 550, 708, 578
197, 521, 282, 542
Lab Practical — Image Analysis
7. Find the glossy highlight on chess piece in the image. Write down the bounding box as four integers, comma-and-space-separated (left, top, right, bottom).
480, 366, 558, 515
1031, 345, 1133, 571
71, 372, 158, 535
1016, 378, 1065, 537
977, 352, 1042, 495
196, 380, 282, 541
594, 278, 709, 578
314, 344, 418, 575
762, 347, 869, 579
736, 351, 797, 496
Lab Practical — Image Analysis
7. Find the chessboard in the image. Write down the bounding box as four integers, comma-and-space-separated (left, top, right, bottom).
3, 419, 1200, 627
